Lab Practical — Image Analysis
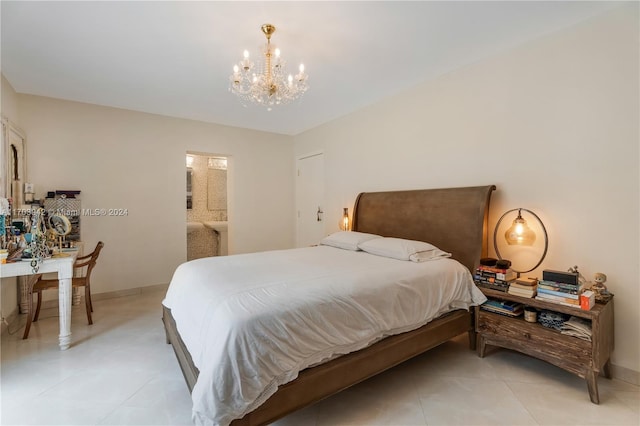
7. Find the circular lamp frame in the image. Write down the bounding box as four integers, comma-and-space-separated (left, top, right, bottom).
493, 208, 548, 274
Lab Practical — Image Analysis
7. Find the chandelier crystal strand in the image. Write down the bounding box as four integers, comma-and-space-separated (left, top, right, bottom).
230, 24, 308, 110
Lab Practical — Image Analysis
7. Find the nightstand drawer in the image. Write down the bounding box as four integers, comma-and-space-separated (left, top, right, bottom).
477, 311, 592, 366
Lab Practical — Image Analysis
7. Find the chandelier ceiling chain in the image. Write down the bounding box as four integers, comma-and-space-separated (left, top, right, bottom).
229, 23, 308, 110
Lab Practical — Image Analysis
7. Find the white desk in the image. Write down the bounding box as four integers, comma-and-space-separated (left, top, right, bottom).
18, 242, 85, 313
1, 253, 77, 350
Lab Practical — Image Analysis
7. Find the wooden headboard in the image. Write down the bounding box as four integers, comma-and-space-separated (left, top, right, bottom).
352, 185, 496, 272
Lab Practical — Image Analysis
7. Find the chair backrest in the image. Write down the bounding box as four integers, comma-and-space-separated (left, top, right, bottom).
74, 241, 104, 278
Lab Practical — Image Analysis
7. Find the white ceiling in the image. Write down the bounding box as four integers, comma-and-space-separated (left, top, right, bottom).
1, 1, 622, 136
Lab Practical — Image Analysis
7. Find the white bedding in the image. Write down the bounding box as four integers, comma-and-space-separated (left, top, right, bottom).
162, 245, 486, 426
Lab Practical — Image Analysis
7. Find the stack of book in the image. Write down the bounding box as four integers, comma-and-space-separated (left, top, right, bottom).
535, 269, 581, 308
480, 299, 523, 317
473, 265, 517, 292
508, 277, 538, 298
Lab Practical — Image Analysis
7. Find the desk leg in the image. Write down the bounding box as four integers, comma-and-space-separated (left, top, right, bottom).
58, 277, 72, 350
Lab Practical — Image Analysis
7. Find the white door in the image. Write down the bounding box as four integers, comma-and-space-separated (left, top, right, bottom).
296, 153, 325, 247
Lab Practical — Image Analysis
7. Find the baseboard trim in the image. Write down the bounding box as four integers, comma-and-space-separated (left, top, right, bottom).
611, 363, 640, 386
91, 283, 169, 302
24, 283, 169, 312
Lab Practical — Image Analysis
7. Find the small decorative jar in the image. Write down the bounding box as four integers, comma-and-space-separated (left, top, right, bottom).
524, 306, 537, 323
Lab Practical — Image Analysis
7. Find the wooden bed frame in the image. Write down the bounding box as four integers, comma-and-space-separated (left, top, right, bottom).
163, 185, 495, 425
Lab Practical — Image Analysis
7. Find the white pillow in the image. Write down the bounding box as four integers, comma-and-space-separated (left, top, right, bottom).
320, 231, 382, 251
358, 237, 451, 262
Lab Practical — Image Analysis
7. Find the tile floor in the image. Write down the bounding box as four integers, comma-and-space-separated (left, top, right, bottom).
1, 289, 638, 425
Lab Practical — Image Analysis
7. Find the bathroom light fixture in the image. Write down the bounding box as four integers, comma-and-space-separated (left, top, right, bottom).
229, 23, 308, 110
208, 157, 228, 170
494, 208, 548, 274
340, 208, 350, 231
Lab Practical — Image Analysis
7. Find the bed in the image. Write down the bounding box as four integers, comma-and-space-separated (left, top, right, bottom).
163, 184, 495, 426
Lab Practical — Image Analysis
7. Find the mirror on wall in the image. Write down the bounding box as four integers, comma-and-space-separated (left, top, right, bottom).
185, 154, 228, 215
207, 157, 227, 211
2, 120, 26, 205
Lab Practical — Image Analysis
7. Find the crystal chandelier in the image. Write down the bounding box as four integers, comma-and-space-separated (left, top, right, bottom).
229, 24, 308, 110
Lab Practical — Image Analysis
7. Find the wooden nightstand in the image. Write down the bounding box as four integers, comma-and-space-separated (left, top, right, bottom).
475, 288, 614, 404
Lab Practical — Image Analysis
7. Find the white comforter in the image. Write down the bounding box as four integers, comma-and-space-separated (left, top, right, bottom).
162, 245, 486, 426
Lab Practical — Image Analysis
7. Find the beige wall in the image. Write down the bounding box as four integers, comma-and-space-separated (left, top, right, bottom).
14, 94, 295, 296
294, 5, 639, 376
1, 74, 20, 124
2, 3, 637, 379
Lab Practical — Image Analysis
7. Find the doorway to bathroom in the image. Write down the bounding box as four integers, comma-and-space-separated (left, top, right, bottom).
185, 152, 229, 260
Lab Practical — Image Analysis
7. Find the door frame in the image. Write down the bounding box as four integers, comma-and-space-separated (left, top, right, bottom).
185, 150, 232, 255
295, 151, 324, 248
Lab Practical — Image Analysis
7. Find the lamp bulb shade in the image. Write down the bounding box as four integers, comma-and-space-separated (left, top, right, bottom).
504, 212, 536, 246
340, 208, 350, 231
494, 207, 548, 274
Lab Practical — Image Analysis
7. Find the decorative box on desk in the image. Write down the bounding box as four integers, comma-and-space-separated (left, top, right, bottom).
475, 287, 614, 404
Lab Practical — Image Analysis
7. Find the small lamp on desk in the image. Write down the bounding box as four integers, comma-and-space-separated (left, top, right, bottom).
494, 208, 548, 275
